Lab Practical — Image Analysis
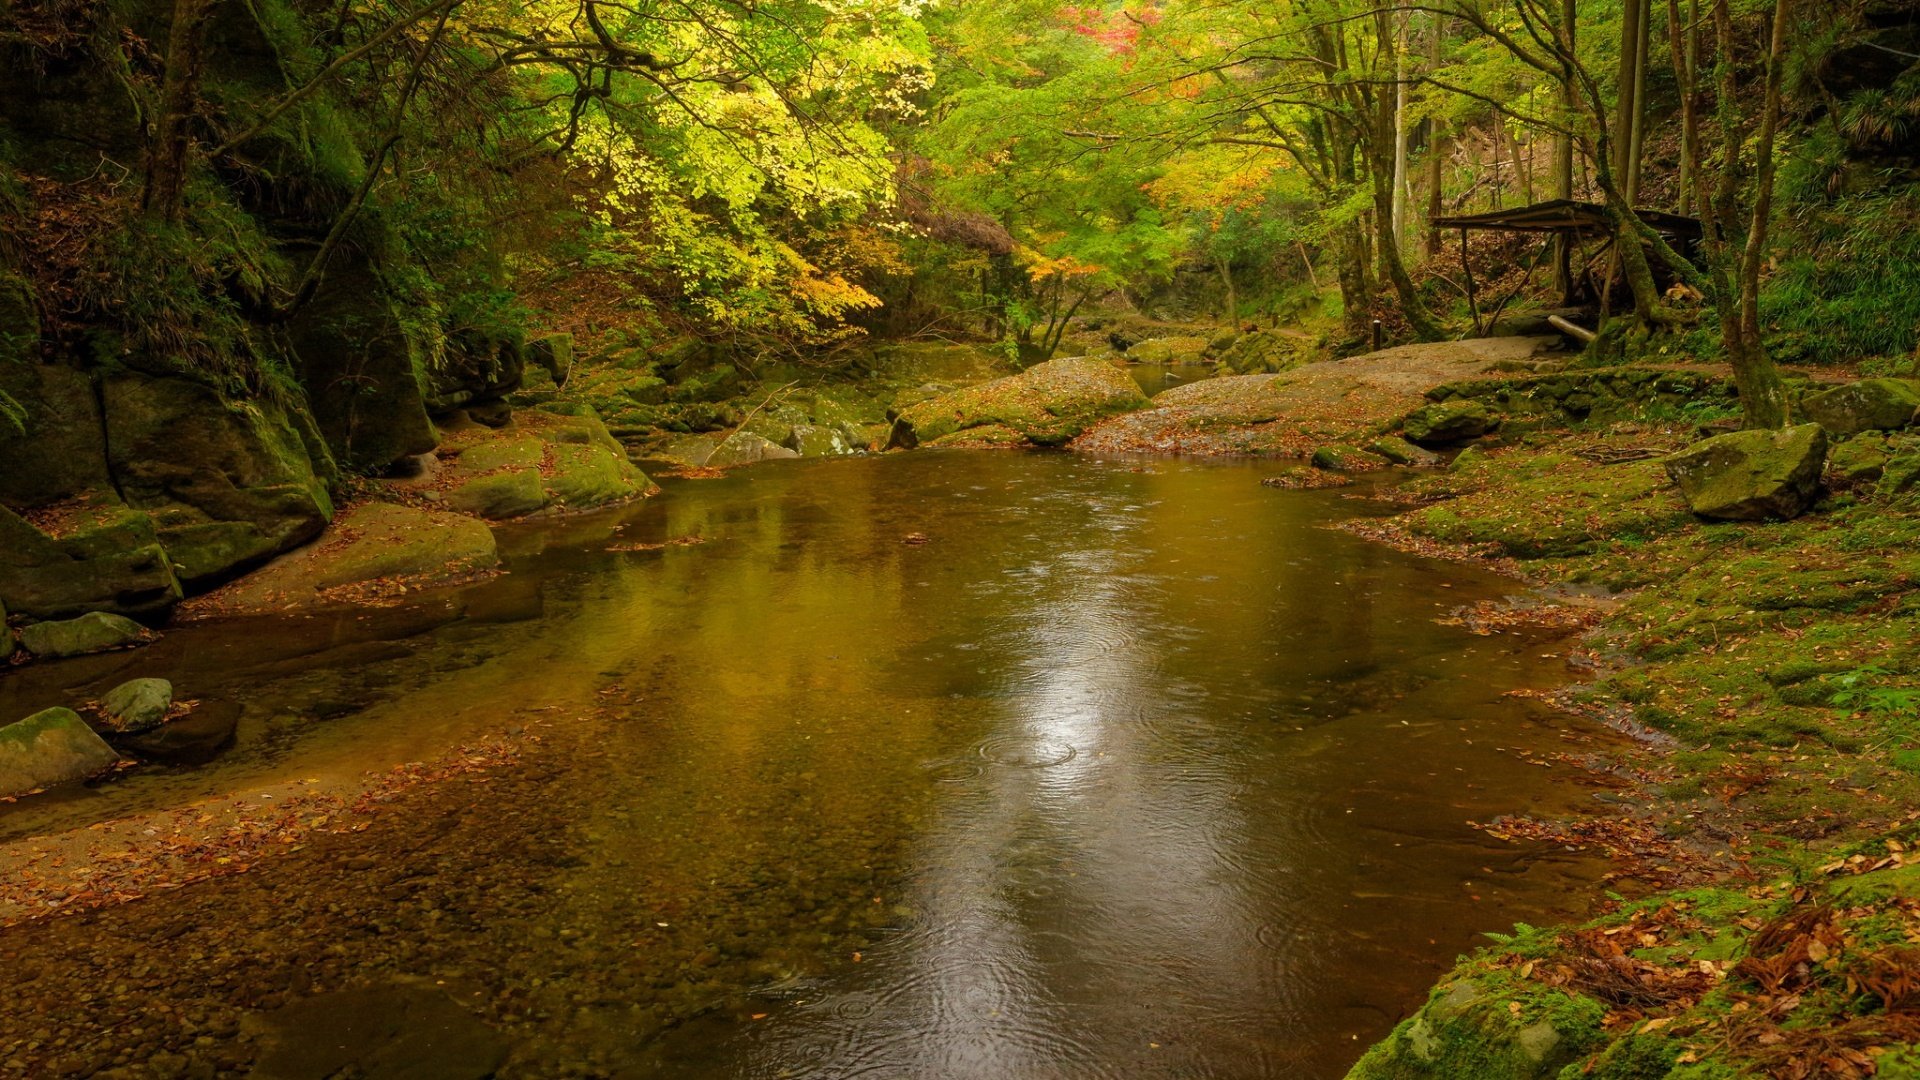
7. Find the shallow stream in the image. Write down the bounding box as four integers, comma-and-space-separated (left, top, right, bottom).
0, 451, 1617, 1079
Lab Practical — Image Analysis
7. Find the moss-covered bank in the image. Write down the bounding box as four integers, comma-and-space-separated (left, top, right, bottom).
1344, 414, 1920, 1078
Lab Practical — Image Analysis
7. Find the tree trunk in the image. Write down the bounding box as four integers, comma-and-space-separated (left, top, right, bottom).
1553, 0, 1577, 299
1667, 0, 1702, 214
145, 0, 219, 222
1424, 14, 1446, 259
1217, 256, 1238, 326
1729, 0, 1792, 428
1612, 0, 1646, 206
1391, 10, 1410, 247
1626, 0, 1652, 203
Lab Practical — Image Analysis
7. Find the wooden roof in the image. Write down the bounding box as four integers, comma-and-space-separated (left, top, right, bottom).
1431, 198, 1703, 239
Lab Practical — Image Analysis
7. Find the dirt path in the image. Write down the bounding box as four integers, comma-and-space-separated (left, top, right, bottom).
1074, 336, 1563, 456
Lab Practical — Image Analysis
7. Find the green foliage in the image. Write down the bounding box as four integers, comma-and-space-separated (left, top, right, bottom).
1761, 192, 1920, 368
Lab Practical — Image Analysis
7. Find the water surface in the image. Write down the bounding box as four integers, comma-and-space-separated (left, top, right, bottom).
0, 451, 1615, 1079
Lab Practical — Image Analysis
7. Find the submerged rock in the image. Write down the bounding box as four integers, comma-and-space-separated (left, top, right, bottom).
99, 677, 174, 733
1403, 399, 1499, 446
118, 700, 240, 765
251, 981, 510, 1080
0, 707, 120, 797
17, 611, 153, 659
1666, 424, 1827, 520
892, 356, 1149, 448
1802, 378, 1920, 436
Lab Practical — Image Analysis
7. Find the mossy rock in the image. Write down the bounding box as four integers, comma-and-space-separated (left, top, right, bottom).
893, 357, 1149, 448
101, 372, 333, 586
1881, 453, 1920, 496
1830, 432, 1893, 484
447, 469, 548, 520
0, 358, 114, 509
17, 611, 153, 659
1802, 378, 1920, 436
1368, 435, 1442, 467
1409, 457, 1690, 558
1346, 977, 1603, 1080
286, 258, 438, 471
99, 677, 174, 733
1126, 336, 1211, 364
212, 502, 498, 613
547, 443, 649, 508
784, 423, 853, 457
1665, 424, 1827, 521
661, 431, 799, 467
0, 503, 183, 621
620, 376, 669, 405
426, 327, 527, 413
1213, 330, 1316, 375
0, 707, 120, 798
527, 332, 574, 386
1403, 400, 1499, 446
1312, 443, 1387, 473
459, 436, 546, 473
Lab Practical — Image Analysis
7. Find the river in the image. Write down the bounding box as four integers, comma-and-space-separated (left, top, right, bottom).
0, 450, 1618, 1079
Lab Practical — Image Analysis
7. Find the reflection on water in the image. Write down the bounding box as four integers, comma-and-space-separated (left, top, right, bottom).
0, 452, 1615, 1079
1129, 362, 1219, 397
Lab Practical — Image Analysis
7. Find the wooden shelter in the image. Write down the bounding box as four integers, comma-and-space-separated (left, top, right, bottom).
1430, 199, 1704, 335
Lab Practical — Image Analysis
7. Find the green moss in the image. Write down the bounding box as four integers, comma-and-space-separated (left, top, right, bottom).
896, 356, 1149, 447
1407, 456, 1689, 558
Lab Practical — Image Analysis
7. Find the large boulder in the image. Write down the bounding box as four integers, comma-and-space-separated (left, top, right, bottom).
1213, 330, 1316, 376
1403, 399, 1499, 446
0, 707, 120, 797
0, 357, 114, 509
432, 407, 651, 518
102, 373, 334, 586
1126, 336, 1211, 365
1311, 444, 1387, 473
526, 333, 574, 387
426, 330, 527, 414
1367, 435, 1442, 467
207, 502, 499, 613
1802, 378, 1920, 436
17, 611, 153, 658
661, 431, 799, 468
286, 258, 438, 471
99, 678, 174, 733
0, 503, 183, 620
893, 357, 1150, 448
1666, 424, 1828, 520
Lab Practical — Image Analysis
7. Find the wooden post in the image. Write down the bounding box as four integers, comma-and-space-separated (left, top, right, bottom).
1460, 227, 1481, 335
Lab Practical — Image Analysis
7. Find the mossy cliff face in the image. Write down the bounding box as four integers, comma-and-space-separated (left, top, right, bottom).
0, 0, 577, 624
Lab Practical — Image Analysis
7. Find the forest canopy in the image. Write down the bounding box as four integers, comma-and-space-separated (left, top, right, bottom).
2, 0, 1917, 422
